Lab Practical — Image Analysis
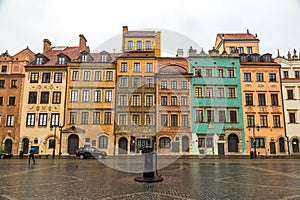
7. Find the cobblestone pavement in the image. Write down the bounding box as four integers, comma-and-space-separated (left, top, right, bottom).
1, 157, 300, 200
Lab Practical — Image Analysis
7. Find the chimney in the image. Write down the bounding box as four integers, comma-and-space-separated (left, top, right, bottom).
123, 26, 128, 33
176, 49, 184, 57
43, 39, 51, 53
79, 34, 87, 52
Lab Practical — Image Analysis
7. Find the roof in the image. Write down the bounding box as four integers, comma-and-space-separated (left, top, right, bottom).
217, 33, 259, 41
123, 31, 156, 37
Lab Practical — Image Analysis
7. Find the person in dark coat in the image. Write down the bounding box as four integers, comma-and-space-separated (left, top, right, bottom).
28, 147, 36, 165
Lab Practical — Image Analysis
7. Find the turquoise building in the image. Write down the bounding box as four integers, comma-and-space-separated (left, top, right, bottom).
188, 47, 245, 155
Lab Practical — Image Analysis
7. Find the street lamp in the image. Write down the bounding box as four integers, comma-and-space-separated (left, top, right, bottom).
50, 125, 64, 159
248, 125, 260, 158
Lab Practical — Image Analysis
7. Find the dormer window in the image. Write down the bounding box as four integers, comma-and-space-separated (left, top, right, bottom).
36, 57, 43, 64
81, 54, 88, 62
101, 54, 107, 62
58, 57, 65, 64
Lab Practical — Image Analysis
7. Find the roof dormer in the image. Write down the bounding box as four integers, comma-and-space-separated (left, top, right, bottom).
260, 53, 272, 62
57, 53, 70, 64
99, 51, 112, 63
35, 53, 49, 65
79, 51, 93, 63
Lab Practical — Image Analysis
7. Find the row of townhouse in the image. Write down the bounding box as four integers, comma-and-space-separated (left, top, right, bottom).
1, 26, 300, 157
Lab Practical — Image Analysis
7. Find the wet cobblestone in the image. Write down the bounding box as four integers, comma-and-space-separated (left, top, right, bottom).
1, 158, 300, 199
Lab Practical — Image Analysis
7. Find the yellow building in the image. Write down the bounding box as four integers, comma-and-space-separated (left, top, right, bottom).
240, 53, 286, 156
215, 30, 260, 54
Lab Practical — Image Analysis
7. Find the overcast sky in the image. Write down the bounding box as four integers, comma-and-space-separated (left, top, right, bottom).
0, 0, 299, 57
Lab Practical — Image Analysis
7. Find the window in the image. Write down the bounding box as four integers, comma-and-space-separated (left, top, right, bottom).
104, 112, 111, 124
99, 136, 108, 149
181, 81, 187, 89
30, 72, 39, 83
132, 115, 140, 125
181, 96, 187, 106
228, 69, 235, 77
238, 47, 244, 54
93, 112, 100, 124
146, 77, 153, 88
269, 73, 276, 82
171, 115, 178, 126
206, 69, 213, 77
39, 113, 47, 126
11, 80, 17, 88
161, 114, 168, 126
40, 92, 49, 104
1, 65, 7, 72
94, 90, 101, 102
244, 73, 251, 81
95, 71, 102, 81
207, 110, 214, 123
119, 114, 127, 125
83, 71, 91, 81
247, 115, 255, 127
28, 92, 37, 104
182, 115, 188, 127
145, 41, 151, 50
251, 138, 265, 148
171, 81, 177, 89
171, 96, 177, 106
82, 90, 90, 102
218, 110, 226, 123
0, 80, 5, 88
127, 41, 133, 50
245, 94, 253, 106
70, 112, 77, 124
229, 47, 235, 53
230, 111, 237, 123
216, 87, 225, 98
159, 137, 170, 148
54, 72, 62, 83
216, 69, 224, 78
81, 112, 89, 124
283, 71, 289, 78
271, 94, 278, 106
106, 71, 113, 81
133, 77, 141, 88
49, 139, 55, 149
131, 95, 140, 106
146, 63, 153, 72
247, 47, 253, 54
145, 95, 153, 106
228, 88, 236, 98
81, 54, 88, 62
36, 57, 43, 64
51, 113, 59, 126
260, 115, 268, 127
287, 89, 294, 100
145, 114, 154, 126
195, 87, 203, 98
26, 113, 35, 126
121, 62, 127, 72
8, 97, 15, 106
289, 112, 296, 123
119, 95, 128, 106
133, 63, 140, 72
136, 41, 142, 51
256, 73, 264, 82
52, 92, 61, 104
42, 73, 50, 83
6, 115, 14, 126
58, 57, 65, 64
101, 54, 107, 62
195, 69, 202, 77
198, 138, 205, 148
206, 138, 213, 148
72, 71, 79, 81
273, 115, 281, 127
258, 94, 266, 106
0, 97, 3, 105
161, 96, 167, 106
71, 90, 78, 102
295, 71, 300, 78
206, 87, 214, 98
105, 90, 112, 102
120, 77, 128, 88
195, 110, 203, 123
161, 80, 167, 89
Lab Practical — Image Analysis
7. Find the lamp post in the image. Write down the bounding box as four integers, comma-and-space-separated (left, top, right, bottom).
248, 125, 260, 158
58, 125, 64, 157
50, 125, 63, 159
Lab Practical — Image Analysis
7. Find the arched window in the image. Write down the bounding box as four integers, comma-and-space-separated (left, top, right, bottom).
279, 137, 285, 153
159, 137, 170, 148
99, 136, 108, 149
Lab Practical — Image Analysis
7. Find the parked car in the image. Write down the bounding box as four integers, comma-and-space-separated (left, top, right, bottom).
0, 152, 13, 159
75, 147, 107, 159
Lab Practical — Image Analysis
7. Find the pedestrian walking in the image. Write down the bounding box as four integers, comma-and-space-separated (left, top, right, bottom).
28, 146, 35, 165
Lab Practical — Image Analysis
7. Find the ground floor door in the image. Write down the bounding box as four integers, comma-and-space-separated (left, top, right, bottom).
182, 136, 189, 152
292, 138, 299, 153
218, 143, 225, 155
270, 142, 276, 154
68, 134, 79, 155
119, 137, 128, 154
228, 134, 238, 152
137, 139, 150, 152
4, 139, 12, 153
22, 138, 29, 154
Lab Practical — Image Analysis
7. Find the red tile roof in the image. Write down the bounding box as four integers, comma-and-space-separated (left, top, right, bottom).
217, 33, 259, 41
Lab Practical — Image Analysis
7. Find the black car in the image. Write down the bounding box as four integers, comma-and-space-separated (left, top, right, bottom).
0, 152, 13, 159
75, 147, 107, 159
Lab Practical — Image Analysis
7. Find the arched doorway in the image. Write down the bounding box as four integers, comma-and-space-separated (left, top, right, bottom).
118, 137, 128, 154
68, 134, 79, 155
182, 136, 189, 152
279, 137, 285, 153
4, 139, 12, 153
228, 134, 239, 152
292, 138, 299, 153
22, 138, 29, 154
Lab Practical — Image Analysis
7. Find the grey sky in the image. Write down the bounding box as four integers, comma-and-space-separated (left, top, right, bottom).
0, 0, 299, 57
